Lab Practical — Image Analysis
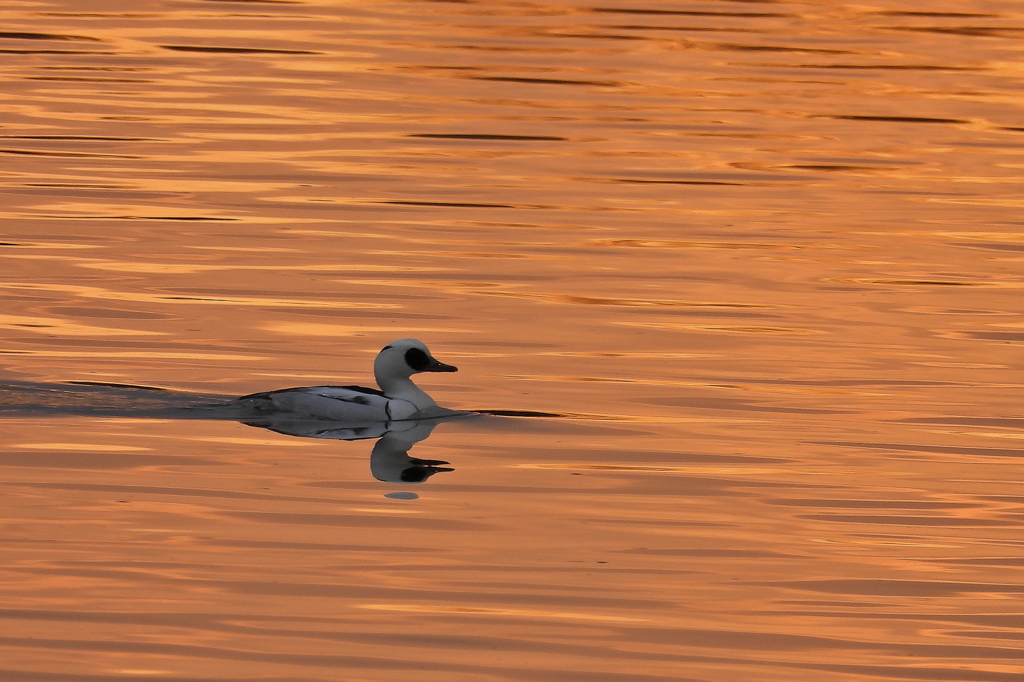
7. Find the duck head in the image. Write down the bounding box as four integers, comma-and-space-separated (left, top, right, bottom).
373, 339, 457, 410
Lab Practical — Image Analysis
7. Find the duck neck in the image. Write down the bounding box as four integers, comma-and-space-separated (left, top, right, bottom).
376, 373, 436, 410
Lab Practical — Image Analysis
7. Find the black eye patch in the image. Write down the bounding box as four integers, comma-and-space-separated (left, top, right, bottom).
404, 347, 430, 371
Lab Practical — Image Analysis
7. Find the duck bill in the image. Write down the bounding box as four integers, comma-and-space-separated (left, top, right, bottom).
425, 358, 458, 372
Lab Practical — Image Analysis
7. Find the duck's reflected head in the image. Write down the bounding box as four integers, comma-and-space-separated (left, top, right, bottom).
398, 458, 455, 483
372, 451, 454, 484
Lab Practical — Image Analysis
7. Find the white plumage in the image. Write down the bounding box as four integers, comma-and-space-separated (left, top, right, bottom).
233, 338, 458, 422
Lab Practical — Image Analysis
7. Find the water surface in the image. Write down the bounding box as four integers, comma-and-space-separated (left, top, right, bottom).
1, 1, 1022, 680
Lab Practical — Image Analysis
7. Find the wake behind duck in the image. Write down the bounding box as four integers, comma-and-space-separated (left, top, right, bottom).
231, 338, 462, 422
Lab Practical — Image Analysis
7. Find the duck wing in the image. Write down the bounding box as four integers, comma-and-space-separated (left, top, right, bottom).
237, 385, 385, 401
233, 385, 400, 421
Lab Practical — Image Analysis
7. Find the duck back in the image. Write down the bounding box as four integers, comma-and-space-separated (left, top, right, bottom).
235, 385, 417, 421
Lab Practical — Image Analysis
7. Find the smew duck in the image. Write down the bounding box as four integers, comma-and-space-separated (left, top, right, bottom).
234, 338, 458, 422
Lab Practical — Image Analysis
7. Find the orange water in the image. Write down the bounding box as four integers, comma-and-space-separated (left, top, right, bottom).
1, 1, 1022, 680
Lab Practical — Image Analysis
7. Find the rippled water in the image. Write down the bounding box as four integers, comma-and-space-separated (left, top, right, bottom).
1, 1, 1022, 680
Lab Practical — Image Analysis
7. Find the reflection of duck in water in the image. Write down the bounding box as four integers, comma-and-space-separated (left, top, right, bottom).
241, 414, 457, 483
231, 339, 460, 422
370, 420, 453, 483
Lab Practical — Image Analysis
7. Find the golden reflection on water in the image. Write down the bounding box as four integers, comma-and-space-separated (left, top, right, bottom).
359, 603, 649, 623
0, 0, 1023, 680
0, 313, 163, 336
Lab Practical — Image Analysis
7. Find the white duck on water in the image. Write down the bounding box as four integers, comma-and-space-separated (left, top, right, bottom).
234, 339, 459, 422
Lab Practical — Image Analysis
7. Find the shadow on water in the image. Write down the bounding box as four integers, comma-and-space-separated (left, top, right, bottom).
0, 380, 566, 484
